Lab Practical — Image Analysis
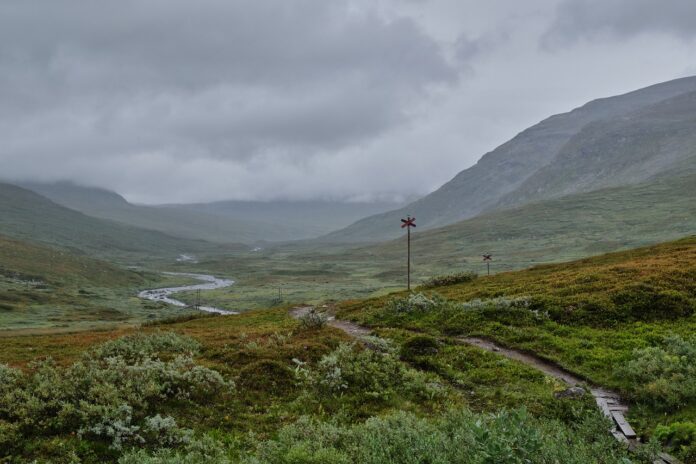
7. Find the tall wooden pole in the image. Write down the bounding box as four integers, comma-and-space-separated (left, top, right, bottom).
401, 216, 416, 291
407, 225, 411, 291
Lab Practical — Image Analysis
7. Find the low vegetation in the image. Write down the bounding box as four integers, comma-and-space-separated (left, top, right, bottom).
337, 236, 696, 461
1, 237, 694, 462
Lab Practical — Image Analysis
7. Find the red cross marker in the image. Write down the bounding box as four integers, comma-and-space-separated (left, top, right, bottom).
401, 217, 416, 229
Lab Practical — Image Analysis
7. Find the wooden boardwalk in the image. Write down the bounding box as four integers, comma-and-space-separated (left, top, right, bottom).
288, 308, 680, 464
458, 337, 680, 464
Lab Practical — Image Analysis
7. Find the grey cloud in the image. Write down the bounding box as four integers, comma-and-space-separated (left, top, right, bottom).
0, 0, 457, 172
1, 0, 694, 204
543, 0, 696, 48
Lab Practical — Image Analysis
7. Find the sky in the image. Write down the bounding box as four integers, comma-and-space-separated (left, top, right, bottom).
1, 0, 696, 204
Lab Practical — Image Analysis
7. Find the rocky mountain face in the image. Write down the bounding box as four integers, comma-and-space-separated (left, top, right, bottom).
324, 76, 696, 242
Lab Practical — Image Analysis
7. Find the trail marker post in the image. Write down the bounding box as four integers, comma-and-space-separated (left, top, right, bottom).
401, 216, 416, 291
482, 254, 492, 276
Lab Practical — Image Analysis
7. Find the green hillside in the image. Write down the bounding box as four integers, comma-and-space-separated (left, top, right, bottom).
495, 90, 696, 208
360, 172, 696, 277
0, 235, 142, 287
165, 173, 695, 313
326, 76, 696, 242
23, 182, 404, 243
0, 234, 208, 331
338, 236, 696, 459
0, 183, 212, 259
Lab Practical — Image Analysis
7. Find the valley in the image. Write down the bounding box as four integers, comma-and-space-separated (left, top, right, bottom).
0, 75, 695, 463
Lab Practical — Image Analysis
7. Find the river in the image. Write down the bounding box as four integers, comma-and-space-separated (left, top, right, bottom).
138, 272, 238, 315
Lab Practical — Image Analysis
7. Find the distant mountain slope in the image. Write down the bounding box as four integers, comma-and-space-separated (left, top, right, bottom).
0, 183, 209, 258
326, 76, 696, 242
23, 182, 404, 243
348, 173, 696, 277
168, 199, 408, 238
0, 234, 143, 287
495, 90, 696, 209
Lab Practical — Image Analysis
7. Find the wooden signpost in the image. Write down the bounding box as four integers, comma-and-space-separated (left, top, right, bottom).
482, 254, 492, 276
401, 216, 416, 290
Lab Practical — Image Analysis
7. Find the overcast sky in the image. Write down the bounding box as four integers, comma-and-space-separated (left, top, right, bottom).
1, 0, 695, 204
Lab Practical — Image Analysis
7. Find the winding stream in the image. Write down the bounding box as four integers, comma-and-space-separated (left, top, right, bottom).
138, 272, 238, 315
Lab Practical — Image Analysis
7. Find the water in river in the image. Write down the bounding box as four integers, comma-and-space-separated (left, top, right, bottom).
138, 272, 237, 315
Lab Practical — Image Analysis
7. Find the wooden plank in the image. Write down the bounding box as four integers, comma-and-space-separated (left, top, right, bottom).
595, 397, 613, 418
658, 452, 682, 464
611, 411, 637, 439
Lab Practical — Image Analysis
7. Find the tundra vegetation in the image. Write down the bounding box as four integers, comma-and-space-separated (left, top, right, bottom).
0, 237, 694, 462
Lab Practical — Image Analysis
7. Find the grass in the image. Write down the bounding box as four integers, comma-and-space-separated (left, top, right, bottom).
0, 307, 628, 463
0, 235, 210, 332
336, 236, 696, 436
2, 239, 693, 462
163, 174, 696, 315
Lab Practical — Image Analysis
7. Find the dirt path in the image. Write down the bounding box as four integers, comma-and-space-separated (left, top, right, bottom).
289, 306, 371, 337
289, 306, 679, 463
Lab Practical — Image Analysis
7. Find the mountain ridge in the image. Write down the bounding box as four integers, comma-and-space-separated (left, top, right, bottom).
323, 75, 696, 242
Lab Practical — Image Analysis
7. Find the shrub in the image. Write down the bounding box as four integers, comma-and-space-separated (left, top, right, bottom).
0, 332, 232, 451
297, 308, 328, 330
243, 407, 638, 464
400, 336, 439, 364
615, 334, 696, 410
87, 331, 201, 361
655, 421, 696, 460
119, 435, 232, 464
421, 272, 477, 288
238, 359, 296, 396
612, 285, 694, 320
296, 343, 441, 403
385, 293, 442, 313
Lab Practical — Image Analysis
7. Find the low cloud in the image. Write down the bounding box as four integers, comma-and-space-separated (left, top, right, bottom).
542, 0, 696, 49
0, 0, 457, 200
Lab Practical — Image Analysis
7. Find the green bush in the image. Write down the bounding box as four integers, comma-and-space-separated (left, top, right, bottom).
385, 293, 443, 313
612, 285, 694, 321
0, 332, 232, 453
655, 421, 696, 461
119, 436, 232, 464
400, 336, 439, 366
238, 359, 296, 396
88, 331, 201, 361
616, 334, 696, 410
421, 272, 477, 288
296, 343, 441, 403
297, 308, 328, 330
242, 407, 641, 464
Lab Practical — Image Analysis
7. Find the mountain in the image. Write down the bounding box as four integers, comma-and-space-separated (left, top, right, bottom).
22, 182, 404, 243
325, 76, 696, 242
166, 199, 409, 238
0, 183, 210, 259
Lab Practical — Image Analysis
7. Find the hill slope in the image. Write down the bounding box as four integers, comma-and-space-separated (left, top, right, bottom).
23, 182, 404, 243
345, 172, 696, 278
0, 183, 210, 258
326, 76, 696, 242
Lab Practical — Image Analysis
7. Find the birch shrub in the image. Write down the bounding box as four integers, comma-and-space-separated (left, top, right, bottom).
616, 334, 696, 410
295, 342, 444, 404
0, 332, 232, 452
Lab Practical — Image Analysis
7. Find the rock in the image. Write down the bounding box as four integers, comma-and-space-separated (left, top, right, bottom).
554, 386, 586, 399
